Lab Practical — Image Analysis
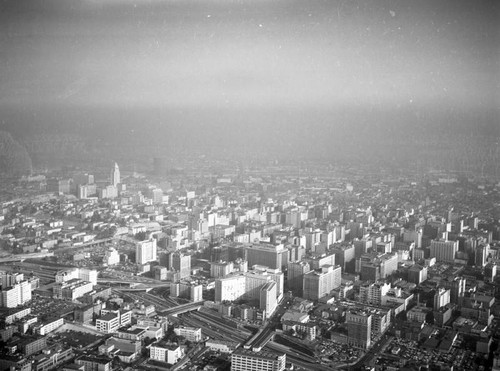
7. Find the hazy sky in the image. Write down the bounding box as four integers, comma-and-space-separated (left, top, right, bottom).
0, 0, 498, 141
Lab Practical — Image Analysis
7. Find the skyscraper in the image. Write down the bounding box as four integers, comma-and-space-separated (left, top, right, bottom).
302, 265, 342, 300
136, 239, 157, 265
433, 288, 451, 310
172, 252, 191, 279
110, 162, 120, 187
287, 261, 310, 296
346, 310, 372, 350
429, 239, 458, 263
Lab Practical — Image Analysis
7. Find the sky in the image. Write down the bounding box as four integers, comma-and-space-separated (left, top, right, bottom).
0, 0, 498, 156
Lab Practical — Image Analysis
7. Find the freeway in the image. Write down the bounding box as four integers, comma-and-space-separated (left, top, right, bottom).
180, 310, 252, 344
180, 313, 227, 341
266, 341, 326, 371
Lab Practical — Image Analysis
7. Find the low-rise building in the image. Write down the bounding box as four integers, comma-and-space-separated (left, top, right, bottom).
149, 341, 184, 364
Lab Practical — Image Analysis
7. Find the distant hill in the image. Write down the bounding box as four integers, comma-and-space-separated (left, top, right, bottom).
0, 130, 32, 175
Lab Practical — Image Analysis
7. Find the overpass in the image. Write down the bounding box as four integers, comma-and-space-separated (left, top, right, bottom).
244, 327, 275, 351
97, 278, 171, 289
0, 251, 54, 263
158, 301, 204, 316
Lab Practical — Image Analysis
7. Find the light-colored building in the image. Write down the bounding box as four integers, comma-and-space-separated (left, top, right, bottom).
303, 265, 342, 301
136, 239, 157, 265
210, 261, 234, 278
245, 243, 288, 270
76, 355, 112, 371
55, 268, 97, 285
215, 275, 246, 302
104, 248, 120, 266
54, 279, 94, 301
430, 239, 459, 263
434, 288, 451, 310
110, 162, 120, 187
231, 348, 286, 371
96, 310, 132, 334
174, 326, 202, 342
150, 341, 184, 364
34, 317, 64, 335
260, 281, 278, 316
205, 339, 239, 353
359, 281, 391, 306
172, 252, 191, 279
1, 280, 31, 308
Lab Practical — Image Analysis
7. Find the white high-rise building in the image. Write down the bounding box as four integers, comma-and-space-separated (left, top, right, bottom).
303, 265, 342, 301
430, 239, 458, 263
111, 162, 120, 187
136, 239, 157, 265
215, 275, 246, 302
1, 281, 31, 308
434, 288, 451, 310
260, 281, 278, 316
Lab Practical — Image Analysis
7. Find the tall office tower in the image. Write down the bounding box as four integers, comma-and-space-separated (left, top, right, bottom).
379, 253, 398, 278
433, 288, 451, 310
260, 281, 278, 316
245, 266, 285, 300
244, 271, 272, 300
251, 266, 284, 299
1, 281, 31, 308
172, 252, 191, 279
429, 239, 459, 263
287, 261, 310, 296
231, 349, 286, 371
136, 239, 157, 265
110, 162, 120, 187
475, 244, 489, 267
440, 276, 466, 305
346, 310, 372, 350
302, 265, 342, 301
245, 243, 287, 270
215, 275, 246, 302
332, 244, 356, 271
